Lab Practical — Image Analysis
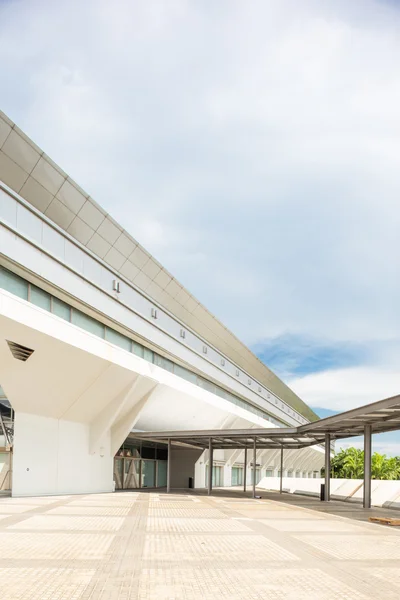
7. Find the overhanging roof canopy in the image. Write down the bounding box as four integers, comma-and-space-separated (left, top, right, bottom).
298, 393, 400, 438
130, 427, 324, 449
131, 393, 400, 450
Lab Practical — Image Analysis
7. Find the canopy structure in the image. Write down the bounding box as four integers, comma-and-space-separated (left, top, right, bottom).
132, 427, 325, 450
133, 393, 400, 508
299, 394, 400, 437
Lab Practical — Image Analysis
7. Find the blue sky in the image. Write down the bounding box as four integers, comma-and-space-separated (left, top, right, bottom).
1, 0, 400, 453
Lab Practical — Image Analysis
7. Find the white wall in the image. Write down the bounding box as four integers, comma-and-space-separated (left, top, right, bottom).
12, 413, 113, 496
257, 476, 400, 509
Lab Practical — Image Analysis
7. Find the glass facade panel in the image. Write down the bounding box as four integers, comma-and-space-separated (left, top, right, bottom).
52, 297, 71, 321
156, 444, 168, 461
157, 461, 167, 487
173, 363, 197, 384
123, 444, 140, 458
154, 354, 174, 373
265, 469, 274, 478
132, 341, 144, 358
143, 347, 154, 362
0, 268, 28, 300
198, 377, 216, 394
206, 465, 223, 487
141, 460, 156, 488
141, 444, 156, 459
30, 286, 51, 311
71, 309, 105, 338
232, 466, 243, 486
105, 327, 132, 352
124, 459, 141, 488
113, 458, 124, 490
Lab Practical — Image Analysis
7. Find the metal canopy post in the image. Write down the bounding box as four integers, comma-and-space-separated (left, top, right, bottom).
167, 438, 171, 493
208, 438, 213, 496
324, 433, 331, 501
363, 424, 372, 509
280, 446, 284, 494
252, 437, 257, 499
243, 447, 247, 493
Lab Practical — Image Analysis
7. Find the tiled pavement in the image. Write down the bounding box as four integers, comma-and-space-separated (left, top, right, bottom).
1, 490, 400, 599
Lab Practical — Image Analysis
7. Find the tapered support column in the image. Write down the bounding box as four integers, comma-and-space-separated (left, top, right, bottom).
243, 447, 247, 493
252, 437, 257, 499
280, 446, 284, 494
363, 425, 372, 509
167, 438, 171, 493
324, 433, 331, 501
208, 438, 213, 496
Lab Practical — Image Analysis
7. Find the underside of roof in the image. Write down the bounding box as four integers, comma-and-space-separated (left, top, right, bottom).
0, 109, 317, 422
131, 393, 400, 450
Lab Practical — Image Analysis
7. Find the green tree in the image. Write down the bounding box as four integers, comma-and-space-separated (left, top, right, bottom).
330, 447, 400, 480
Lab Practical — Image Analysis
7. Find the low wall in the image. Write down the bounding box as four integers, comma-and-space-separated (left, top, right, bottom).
257, 476, 400, 508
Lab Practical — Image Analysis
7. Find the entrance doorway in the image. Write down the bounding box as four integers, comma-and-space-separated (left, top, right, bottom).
114, 440, 168, 490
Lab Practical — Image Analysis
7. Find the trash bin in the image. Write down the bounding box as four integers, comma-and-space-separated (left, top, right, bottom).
188, 477, 194, 489
320, 483, 325, 501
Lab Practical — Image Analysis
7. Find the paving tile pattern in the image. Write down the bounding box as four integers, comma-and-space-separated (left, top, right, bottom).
2, 490, 400, 599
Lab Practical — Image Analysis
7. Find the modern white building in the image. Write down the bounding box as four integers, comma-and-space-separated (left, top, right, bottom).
0, 109, 324, 496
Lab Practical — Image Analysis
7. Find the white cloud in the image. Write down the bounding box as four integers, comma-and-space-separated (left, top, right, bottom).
288, 366, 400, 412
1, 0, 400, 414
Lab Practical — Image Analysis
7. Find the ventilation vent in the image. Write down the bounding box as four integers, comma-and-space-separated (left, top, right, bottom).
7, 340, 34, 362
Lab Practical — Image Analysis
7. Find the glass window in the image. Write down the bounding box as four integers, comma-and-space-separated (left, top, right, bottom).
0, 268, 28, 300
141, 460, 156, 487
105, 328, 132, 352
71, 309, 105, 338
173, 364, 197, 384
124, 459, 141, 488
52, 297, 71, 321
232, 467, 243, 486
206, 465, 223, 487
197, 377, 216, 394
30, 285, 51, 311
265, 469, 274, 478
113, 458, 124, 490
123, 443, 140, 458
141, 442, 156, 459
154, 353, 174, 373
157, 461, 167, 487
132, 341, 144, 358
143, 347, 153, 362
156, 444, 168, 461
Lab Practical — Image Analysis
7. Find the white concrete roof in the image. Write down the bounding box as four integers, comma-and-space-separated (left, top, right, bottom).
0, 109, 317, 422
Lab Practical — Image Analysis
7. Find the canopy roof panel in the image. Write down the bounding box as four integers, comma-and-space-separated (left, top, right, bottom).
131, 393, 400, 450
